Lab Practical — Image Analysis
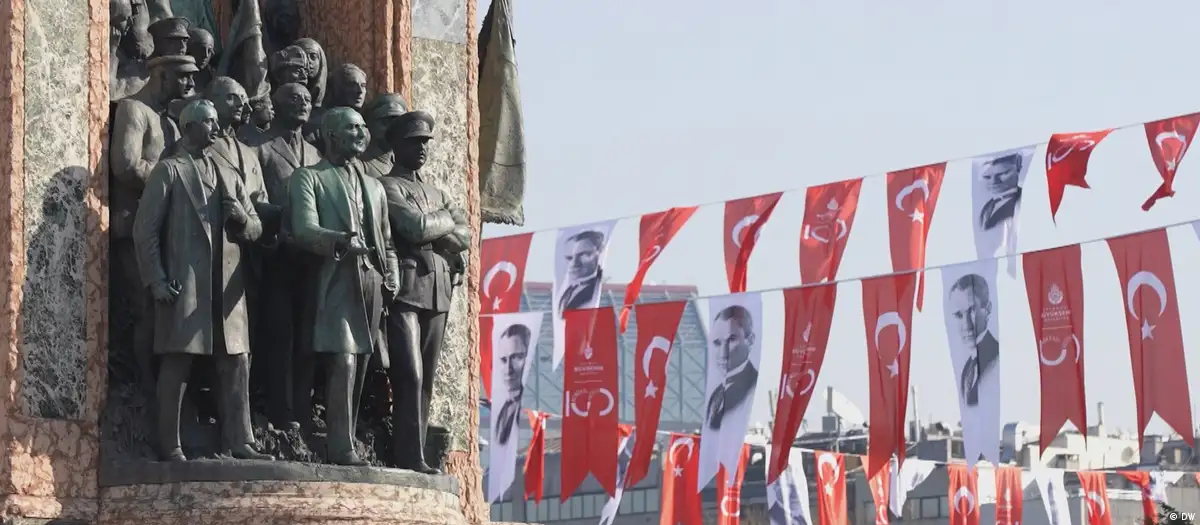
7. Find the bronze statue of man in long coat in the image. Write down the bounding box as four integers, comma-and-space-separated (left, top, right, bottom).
132, 99, 273, 462
289, 107, 399, 466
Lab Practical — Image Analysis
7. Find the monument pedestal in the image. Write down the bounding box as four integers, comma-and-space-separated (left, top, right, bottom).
97, 462, 466, 525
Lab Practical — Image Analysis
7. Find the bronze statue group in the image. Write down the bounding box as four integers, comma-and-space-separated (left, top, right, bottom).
108, 1, 469, 473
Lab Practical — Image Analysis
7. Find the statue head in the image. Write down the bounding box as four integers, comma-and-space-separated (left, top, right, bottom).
250, 96, 275, 129
272, 83, 311, 128
179, 99, 220, 149
270, 45, 309, 86
364, 92, 408, 147
329, 63, 368, 110
322, 107, 370, 159
186, 27, 214, 69
207, 77, 249, 129
147, 17, 190, 57
294, 38, 329, 106
385, 110, 434, 171
110, 0, 133, 43
147, 55, 198, 101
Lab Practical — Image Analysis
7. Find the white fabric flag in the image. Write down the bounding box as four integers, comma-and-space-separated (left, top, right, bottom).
1149, 471, 1184, 504
941, 259, 1002, 467
698, 292, 765, 490
1034, 468, 1072, 525
598, 430, 637, 525
551, 219, 618, 369
486, 311, 545, 502
971, 146, 1034, 277
889, 457, 937, 516
766, 446, 813, 525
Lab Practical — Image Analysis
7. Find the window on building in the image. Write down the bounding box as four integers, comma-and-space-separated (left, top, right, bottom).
541, 502, 552, 522
619, 494, 632, 514
549, 501, 559, 521
921, 497, 939, 518
632, 490, 647, 513
583, 495, 596, 517
572, 496, 583, 517
647, 488, 660, 513
939, 496, 949, 516
526, 501, 536, 518
501, 502, 513, 521
560, 500, 572, 520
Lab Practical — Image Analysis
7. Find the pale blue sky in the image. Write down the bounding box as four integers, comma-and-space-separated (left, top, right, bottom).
479, 0, 1200, 440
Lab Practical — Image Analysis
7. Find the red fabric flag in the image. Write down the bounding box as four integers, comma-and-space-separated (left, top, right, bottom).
1142, 113, 1200, 210
948, 464, 980, 525
1023, 244, 1087, 454
862, 273, 916, 478
560, 307, 620, 500
863, 457, 891, 525
800, 179, 862, 284
768, 283, 837, 483
480, 233, 534, 399
723, 192, 783, 293
625, 301, 687, 487
619, 206, 697, 331
1078, 471, 1113, 525
523, 409, 549, 502
1045, 130, 1112, 220
660, 433, 702, 525
716, 444, 750, 525
1107, 229, 1194, 449
994, 466, 1023, 525
815, 452, 847, 525
1119, 471, 1157, 524
886, 163, 945, 310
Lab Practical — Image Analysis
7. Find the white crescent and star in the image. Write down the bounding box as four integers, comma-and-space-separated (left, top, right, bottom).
641, 336, 672, 399
818, 454, 840, 495
1038, 333, 1081, 367
953, 486, 975, 515
720, 495, 741, 517
731, 214, 761, 249
1155, 130, 1189, 170
482, 261, 518, 310
568, 388, 615, 417
1048, 135, 1097, 167
669, 437, 694, 478
783, 369, 816, 399
1086, 491, 1106, 517
894, 179, 930, 223
873, 312, 908, 378
643, 244, 663, 263
1127, 270, 1168, 340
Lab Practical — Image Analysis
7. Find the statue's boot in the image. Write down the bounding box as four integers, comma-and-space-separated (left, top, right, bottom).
161, 447, 187, 462
393, 424, 439, 475
230, 443, 274, 461
328, 447, 367, 466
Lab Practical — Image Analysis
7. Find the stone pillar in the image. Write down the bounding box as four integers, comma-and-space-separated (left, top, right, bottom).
297, 0, 485, 523
0, 0, 109, 521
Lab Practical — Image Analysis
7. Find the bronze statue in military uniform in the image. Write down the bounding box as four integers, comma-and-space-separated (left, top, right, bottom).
110, 53, 198, 391
255, 83, 323, 430
147, 16, 190, 58
288, 107, 399, 466
359, 93, 407, 178
131, 99, 273, 462
380, 110, 470, 473
270, 45, 309, 88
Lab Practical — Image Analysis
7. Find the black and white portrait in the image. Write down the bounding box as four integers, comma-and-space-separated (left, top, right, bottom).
486, 311, 544, 502
941, 260, 1002, 465
599, 430, 637, 525
698, 292, 764, 489
767, 447, 812, 525
971, 147, 1033, 275
551, 220, 617, 369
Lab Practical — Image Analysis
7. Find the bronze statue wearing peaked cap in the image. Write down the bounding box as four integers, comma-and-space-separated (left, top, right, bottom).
358, 93, 409, 179
147, 16, 190, 57
380, 109, 470, 473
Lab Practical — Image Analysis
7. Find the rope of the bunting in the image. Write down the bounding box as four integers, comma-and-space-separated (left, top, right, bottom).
484, 108, 1198, 240
519, 408, 1190, 476
479, 215, 1200, 317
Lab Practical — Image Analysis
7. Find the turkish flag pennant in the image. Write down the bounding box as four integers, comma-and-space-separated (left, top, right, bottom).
716, 444, 750, 525
862, 273, 917, 479
886, 163, 945, 310
1023, 244, 1087, 454
1142, 113, 1200, 210
863, 458, 891, 525
480, 233, 534, 399
625, 300, 687, 488
560, 307, 620, 500
523, 409, 549, 502
800, 179, 862, 284
815, 452, 848, 525
1045, 130, 1113, 220
723, 192, 783, 293
994, 466, 1023, 525
1120, 471, 1158, 524
1107, 229, 1194, 449
1078, 471, 1113, 525
947, 464, 980, 525
660, 433, 702, 525
618, 207, 697, 332
768, 283, 837, 483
